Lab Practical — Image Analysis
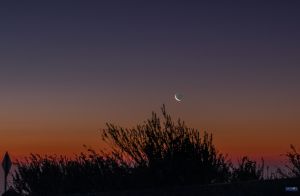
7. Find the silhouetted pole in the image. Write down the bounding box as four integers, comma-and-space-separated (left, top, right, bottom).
2, 152, 12, 193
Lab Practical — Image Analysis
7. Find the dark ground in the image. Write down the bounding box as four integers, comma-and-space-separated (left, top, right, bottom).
55, 177, 300, 196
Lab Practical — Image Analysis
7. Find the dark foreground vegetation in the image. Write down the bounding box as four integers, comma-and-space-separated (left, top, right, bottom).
59, 177, 300, 196
6, 105, 300, 195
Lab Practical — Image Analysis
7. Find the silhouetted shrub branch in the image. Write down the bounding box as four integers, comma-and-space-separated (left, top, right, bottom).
232, 156, 265, 182
277, 145, 300, 178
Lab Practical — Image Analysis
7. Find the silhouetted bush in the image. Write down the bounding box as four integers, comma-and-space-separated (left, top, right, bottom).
231, 156, 264, 182
102, 105, 231, 187
277, 145, 300, 178
11, 105, 273, 195
12, 150, 129, 195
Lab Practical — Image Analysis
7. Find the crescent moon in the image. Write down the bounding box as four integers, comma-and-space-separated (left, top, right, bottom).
174, 93, 183, 102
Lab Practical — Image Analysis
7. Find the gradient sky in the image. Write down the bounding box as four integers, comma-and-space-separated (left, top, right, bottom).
0, 1, 300, 166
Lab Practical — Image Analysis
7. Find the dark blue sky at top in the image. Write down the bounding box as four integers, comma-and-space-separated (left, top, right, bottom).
0, 1, 300, 118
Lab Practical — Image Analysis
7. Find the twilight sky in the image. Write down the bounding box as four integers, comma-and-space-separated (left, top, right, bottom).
0, 1, 300, 165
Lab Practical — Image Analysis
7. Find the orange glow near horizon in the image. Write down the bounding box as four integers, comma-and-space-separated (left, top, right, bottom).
1, 108, 298, 168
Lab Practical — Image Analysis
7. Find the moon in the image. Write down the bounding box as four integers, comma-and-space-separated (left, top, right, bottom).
174, 93, 183, 102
